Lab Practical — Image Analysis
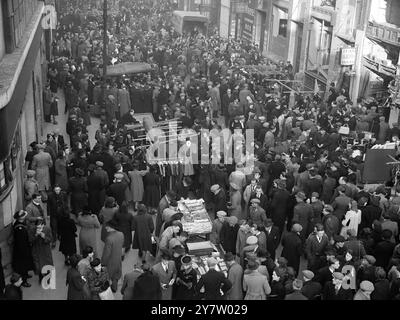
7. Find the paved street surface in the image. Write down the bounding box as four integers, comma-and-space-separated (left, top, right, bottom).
18, 90, 155, 300
16, 90, 305, 300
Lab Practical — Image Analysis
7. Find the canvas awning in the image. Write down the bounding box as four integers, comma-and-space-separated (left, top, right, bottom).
105, 62, 152, 77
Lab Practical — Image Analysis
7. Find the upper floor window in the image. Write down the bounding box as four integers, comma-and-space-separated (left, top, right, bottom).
2, 0, 37, 53
272, 6, 288, 38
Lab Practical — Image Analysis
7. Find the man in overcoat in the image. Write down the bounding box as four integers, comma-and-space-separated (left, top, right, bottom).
281, 224, 303, 275
225, 253, 243, 300
87, 161, 109, 215
101, 220, 124, 292
151, 251, 177, 300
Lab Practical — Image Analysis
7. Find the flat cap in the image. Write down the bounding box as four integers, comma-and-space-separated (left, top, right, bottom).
333, 235, 345, 243
216, 211, 227, 218
360, 280, 374, 292
246, 236, 258, 245
302, 270, 315, 280
210, 184, 220, 192
27, 170, 36, 177
333, 272, 344, 280
364, 255, 376, 265
311, 192, 320, 198
296, 191, 306, 200
250, 198, 261, 204
96, 161, 104, 167
292, 223, 303, 233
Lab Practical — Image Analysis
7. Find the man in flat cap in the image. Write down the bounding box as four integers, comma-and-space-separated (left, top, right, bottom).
354, 280, 374, 300
210, 184, 227, 214
102, 219, 124, 293
210, 211, 226, 245
225, 252, 243, 300
24, 170, 39, 206
357, 255, 376, 284
293, 191, 313, 243
87, 160, 109, 215
107, 173, 128, 206
301, 270, 322, 300
281, 224, 303, 275
322, 271, 354, 300
285, 279, 308, 300
249, 198, 267, 229
195, 257, 232, 300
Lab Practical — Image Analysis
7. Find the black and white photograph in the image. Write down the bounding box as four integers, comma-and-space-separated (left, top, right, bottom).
0, 0, 399, 309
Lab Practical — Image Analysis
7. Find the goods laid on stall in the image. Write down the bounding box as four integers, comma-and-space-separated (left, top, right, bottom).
190, 244, 228, 280
187, 241, 214, 256
178, 199, 212, 235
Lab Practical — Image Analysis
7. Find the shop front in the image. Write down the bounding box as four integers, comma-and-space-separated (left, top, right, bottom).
0, 21, 44, 277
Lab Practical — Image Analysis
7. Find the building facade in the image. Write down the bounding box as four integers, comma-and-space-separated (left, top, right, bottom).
219, 0, 399, 102
0, 0, 45, 276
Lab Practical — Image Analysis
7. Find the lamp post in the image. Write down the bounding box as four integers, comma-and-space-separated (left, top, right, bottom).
103, 0, 108, 78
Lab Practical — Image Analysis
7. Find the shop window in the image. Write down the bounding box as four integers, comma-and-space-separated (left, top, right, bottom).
0, 123, 21, 196
0, 159, 12, 194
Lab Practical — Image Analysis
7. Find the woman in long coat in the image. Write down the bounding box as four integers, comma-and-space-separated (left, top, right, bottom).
68, 168, 88, 215
143, 166, 161, 210
99, 197, 119, 242
30, 219, 53, 277
229, 183, 242, 220
55, 151, 69, 191
118, 85, 131, 116
132, 204, 154, 259
77, 208, 100, 257
115, 202, 134, 254
31, 145, 53, 192
128, 163, 148, 209
12, 211, 35, 284
58, 213, 77, 264
242, 260, 271, 300
66, 254, 87, 300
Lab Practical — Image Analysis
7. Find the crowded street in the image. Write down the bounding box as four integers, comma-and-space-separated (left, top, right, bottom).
1, 0, 400, 304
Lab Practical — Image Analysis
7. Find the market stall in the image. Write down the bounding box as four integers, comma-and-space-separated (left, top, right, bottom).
178, 199, 212, 236
177, 199, 228, 279
188, 243, 228, 280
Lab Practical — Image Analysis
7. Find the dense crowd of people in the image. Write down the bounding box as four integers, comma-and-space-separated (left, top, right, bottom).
1, 0, 400, 301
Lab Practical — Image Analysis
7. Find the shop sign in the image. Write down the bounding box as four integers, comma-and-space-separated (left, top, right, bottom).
341, 47, 356, 66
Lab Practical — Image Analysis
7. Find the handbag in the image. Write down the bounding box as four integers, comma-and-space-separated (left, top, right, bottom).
99, 287, 114, 300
